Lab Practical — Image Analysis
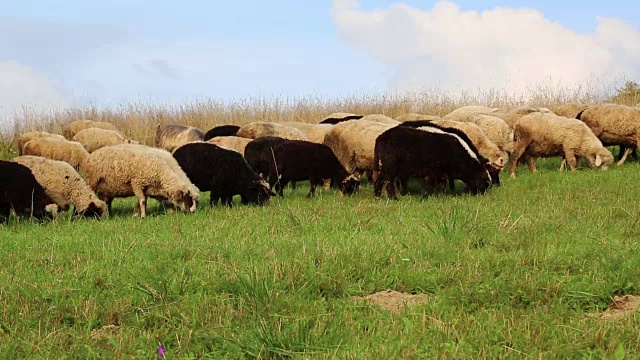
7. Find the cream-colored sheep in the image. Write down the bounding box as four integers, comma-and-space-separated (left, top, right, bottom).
360, 114, 400, 125
578, 104, 640, 165
17, 132, 65, 155
114, 143, 200, 212
499, 107, 554, 128
206, 136, 253, 155
395, 113, 442, 122
553, 103, 588, 119
323, 120, 395, 177
13, 155, 107, 217
73, 128, 138, 153
236, 122, 308, 141
22, 137, 90, 172
509, 112, 614, 177
155, 124, 205, 152
430, 119, 508, 169
445, 105, 499, 118
280, 122, 334, 143
443, 112, 514, 153
63, 120, 119, 140
85, 146, 198, 218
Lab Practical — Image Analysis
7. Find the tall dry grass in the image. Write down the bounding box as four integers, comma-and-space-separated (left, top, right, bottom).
2, 80, 637, 155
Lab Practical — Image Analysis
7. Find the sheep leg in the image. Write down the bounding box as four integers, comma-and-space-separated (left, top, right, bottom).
525, 156, 537, 173
386, 179, 398, 200
373, 172, 385, 198
307, 180, 318, 198
617, 147, 633, 166
224, 196, 233, 207
132, 186, 147, 218
563, 151, 578, 171
322, 179, 331, 190
276, 179, 288, 197
509, 141, 529, 178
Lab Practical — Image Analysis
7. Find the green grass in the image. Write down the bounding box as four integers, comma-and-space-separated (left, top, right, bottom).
2, 156, 640, 359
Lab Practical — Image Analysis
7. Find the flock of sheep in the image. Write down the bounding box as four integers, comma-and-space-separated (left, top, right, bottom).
1, 102, 639, 222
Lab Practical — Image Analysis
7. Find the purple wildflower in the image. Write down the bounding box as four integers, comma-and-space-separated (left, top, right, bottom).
158, 345, 166, 357
397, 221, 403, 225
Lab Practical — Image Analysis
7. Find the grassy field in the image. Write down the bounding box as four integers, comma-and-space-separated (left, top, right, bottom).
2, 153, 640, 358
2, 89, 640, 358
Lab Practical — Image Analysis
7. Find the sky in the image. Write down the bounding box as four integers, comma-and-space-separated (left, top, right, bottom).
1, 1, 640, 123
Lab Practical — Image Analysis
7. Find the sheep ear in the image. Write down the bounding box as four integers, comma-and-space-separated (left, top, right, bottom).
595, 154, 602, 167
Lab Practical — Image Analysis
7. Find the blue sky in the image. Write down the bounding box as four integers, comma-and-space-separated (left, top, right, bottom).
1, 0, 639, 119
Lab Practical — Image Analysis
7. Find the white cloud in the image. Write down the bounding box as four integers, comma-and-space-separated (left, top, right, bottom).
331, 0, 640, 94
0, 61, 69, 130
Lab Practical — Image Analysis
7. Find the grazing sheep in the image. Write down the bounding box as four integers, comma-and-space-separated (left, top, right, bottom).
267, 140, 360, 197
244, 136, 291, 178
403, 119, 508, 172
173, 142, 273, 207
63, 120, 119, 140
0, 160, 51, 222
280, 122, 334, 143
445, 106, 499, 118
323, 120, 395, 179
443, 112, 515, 153
114, 144, 200, 212
17, 132, 65, 155
509, 112, 614, 177
22, 137, 90, 172
207, 136, 252, 155
14, 156, 106, 218
155, 124, 205, 152
577, 104, 640, 165
203, 125, 240, 141
73, 128, 138, 153
373, 126, 492, 200
553, 103, 588, 119
360, 114, 400, 125
84, 146, 198, 218
236, 122, 308, 141
395, 113, 442, 122
499, 107, 554, 128
319, 113, 363, 124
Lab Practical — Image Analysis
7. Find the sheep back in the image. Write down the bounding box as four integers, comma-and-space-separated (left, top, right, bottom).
155, 124, 205, 152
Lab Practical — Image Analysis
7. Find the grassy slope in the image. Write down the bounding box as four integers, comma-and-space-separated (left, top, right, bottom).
1, 157, 640, 359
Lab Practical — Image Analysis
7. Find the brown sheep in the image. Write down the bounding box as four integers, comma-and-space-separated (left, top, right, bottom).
155, 124, 205, 152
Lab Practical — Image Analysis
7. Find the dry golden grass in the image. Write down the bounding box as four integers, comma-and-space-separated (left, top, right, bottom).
1, 81, 637, 156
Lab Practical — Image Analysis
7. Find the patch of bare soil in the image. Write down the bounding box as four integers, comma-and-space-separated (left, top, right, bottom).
357, 290, 430, 313
594, 295, 640, 320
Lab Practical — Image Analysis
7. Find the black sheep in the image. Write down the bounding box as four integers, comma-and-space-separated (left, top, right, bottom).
173, 142, 273, 207
401, 120, 502, 188
244, 136, 291, 178
373, 126, 492, 200
319, 115, 363, 125
267, 140, 360, 197
0, 161, 51, 222
203, 125, 240, 141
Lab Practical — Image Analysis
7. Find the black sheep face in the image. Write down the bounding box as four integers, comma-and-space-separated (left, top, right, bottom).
340, 175, 360, 196
470, 169, 492, 194
245, 180, 274, 206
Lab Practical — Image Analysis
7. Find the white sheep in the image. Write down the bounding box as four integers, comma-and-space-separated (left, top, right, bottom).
155, 124, 205, 152
323, 120, 395, 178
63, 119, 119, 140
280, 122, 334, 143
395, 113, 442, 122
84, 146, 198, 218
445, 106, 499, 118
360, 114, 400, 125
509, 112, 614, 177
553, 103, 588, 119
13, 155, 107, 217
443, 112, 514, 153
17, 132, 65, 155
206, 136, 253, 155
21, 137, 90, 172
578, 104, 640, 165
236, 122, 308, 141
73, 128, 138, 153
114, 143, 200, 213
